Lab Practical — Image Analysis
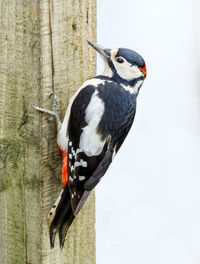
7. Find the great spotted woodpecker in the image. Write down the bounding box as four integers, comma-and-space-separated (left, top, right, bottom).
32, 41, 147, 248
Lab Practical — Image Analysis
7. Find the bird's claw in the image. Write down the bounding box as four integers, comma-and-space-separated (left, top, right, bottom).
49, 93, 59, 104
32, 93, 61, 129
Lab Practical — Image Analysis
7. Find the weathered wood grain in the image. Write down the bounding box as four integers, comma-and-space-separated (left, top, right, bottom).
0, 0, 96, 263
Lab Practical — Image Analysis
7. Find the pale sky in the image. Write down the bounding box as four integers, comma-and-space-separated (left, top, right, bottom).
96, 1, 200, 263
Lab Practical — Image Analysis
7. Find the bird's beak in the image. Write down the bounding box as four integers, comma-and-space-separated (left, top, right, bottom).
87, 40, 110, 60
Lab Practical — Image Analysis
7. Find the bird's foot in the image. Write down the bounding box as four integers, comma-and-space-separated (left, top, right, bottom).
32, 93, 61, 129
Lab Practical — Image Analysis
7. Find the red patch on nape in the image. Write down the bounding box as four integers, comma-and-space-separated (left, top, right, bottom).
60, 149, 68, 189
139, 64, 147, 77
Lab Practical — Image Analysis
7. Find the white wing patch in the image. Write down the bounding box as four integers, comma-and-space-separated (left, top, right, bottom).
57, 78, 105, 151
114, 61, 142, 81
79, 90, 105, 156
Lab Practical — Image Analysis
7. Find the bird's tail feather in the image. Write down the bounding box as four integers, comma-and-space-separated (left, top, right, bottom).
48, 185, 74, 248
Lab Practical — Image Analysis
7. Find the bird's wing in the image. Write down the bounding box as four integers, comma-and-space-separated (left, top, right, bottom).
67, 84, 109, 214
67, 81, 136, 215
74, 121, 134, 215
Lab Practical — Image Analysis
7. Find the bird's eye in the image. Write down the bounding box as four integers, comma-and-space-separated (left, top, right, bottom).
116, 57, 124, 64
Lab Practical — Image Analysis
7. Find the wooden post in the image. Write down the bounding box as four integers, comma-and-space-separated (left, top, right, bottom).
0, 0, 96, 263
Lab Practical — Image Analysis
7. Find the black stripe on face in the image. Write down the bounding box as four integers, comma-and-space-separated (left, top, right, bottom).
95, 73, 145, 87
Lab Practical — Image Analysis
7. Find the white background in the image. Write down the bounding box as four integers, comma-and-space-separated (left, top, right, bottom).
96, 0, 200, 263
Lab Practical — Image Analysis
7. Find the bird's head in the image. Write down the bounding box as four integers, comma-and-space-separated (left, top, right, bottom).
87, 41, 147, 89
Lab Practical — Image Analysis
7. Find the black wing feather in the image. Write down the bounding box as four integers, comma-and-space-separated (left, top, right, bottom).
67, 81, 136, 215
49, 79, 137, 248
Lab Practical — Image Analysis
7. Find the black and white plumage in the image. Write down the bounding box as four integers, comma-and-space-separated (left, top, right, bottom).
37, 41, 147, 248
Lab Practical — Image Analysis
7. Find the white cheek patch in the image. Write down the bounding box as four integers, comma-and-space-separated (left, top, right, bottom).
79, 90, 106, 156
113, 60, 143, 81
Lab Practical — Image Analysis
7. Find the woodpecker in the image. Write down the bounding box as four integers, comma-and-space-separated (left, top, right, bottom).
32, 41, 147, 248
